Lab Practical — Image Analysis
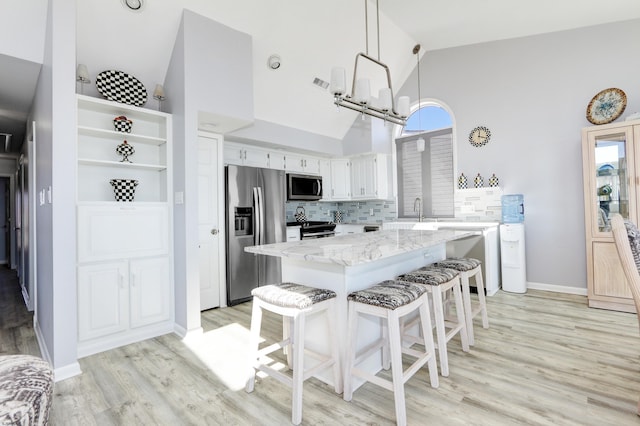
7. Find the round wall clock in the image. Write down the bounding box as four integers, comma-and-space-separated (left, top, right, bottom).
469, 126, 491, 147
586, 88, 627, 125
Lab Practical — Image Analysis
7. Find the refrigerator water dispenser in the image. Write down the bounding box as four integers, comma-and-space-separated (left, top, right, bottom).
234, 207, 253, 236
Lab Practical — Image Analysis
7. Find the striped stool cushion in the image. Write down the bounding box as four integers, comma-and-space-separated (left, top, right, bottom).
398, 266, 459, 286
432, 257, 481, 272
348, 280, 426, 310
252, 283, 336, 309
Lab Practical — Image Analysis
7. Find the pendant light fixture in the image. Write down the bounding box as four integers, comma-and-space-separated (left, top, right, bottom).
330, 0, 410, 126
414, 44, 426, 152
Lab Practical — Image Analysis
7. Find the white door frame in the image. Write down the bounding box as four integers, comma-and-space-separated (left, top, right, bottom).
197, 131, 227, 308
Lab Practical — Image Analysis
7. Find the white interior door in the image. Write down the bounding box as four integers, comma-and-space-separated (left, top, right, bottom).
198, 134, 222, 310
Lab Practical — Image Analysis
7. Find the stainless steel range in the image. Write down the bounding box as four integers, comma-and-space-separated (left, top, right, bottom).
288, 221, 336, 239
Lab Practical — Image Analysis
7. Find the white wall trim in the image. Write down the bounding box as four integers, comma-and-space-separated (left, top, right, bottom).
34, 316, 82, 382
33, 318, 49, 363
53, 362, 82, 382
174, 324, 204, 341
527, 281, 587, 296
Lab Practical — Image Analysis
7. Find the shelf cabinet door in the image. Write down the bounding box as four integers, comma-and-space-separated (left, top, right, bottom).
592, 242, 632, 299
583, 126, 636, 237
330, 159, 351, 200
78, 262, 129, 341
78, 205, 169, 263
129, 257, 171, 328
319, 160, 332, 201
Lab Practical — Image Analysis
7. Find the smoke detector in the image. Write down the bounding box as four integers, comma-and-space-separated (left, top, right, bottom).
267, 55, 281, 70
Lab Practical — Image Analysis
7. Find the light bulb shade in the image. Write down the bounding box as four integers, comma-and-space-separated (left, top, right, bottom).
416, 137, 426, 152
330, 67, 346, 95
378, 88, 392, 111
355, 78, 370, 104
76, 64, 90, 83
397, 96, 410, 117
153, 84, 165, 100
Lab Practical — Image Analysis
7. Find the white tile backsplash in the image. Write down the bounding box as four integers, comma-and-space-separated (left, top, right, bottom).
454, 187, 503, 221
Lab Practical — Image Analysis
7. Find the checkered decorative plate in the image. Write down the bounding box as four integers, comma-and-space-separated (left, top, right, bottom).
110, 179, 139, 202
96, 70, 147, 106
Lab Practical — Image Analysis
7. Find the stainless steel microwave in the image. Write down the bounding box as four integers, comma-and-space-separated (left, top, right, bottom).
287, 173, 322, 201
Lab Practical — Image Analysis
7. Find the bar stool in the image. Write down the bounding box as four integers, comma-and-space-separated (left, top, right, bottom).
397, 267, 469, 377
433, 257, 489, 346
246, 283, 342, 425
344, 280, 439, 426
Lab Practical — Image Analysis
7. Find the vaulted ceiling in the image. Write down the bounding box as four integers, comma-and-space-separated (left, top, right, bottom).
2, 0, 640, 153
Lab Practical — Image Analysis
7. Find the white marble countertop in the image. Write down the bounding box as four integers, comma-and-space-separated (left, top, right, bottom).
245, 229, 472, 267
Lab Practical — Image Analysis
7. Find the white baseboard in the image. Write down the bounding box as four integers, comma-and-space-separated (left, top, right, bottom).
34, 318, 82, 382
33, 318, 50, 364
54, 362, 82, 382
178, 327, 204, 343
526, 281, 588, 296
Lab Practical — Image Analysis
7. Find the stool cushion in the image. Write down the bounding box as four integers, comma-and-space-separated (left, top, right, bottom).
252, 283, 336, 309
0, 355, 54, 426
398, 267, 459, 286
432, 257, 481, 272
348, 280, 426, 310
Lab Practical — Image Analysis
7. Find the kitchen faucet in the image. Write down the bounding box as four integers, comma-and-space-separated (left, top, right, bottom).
414, 197, 423, 222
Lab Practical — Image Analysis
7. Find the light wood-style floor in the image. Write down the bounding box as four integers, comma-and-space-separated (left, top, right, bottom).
2, 268, 640, 425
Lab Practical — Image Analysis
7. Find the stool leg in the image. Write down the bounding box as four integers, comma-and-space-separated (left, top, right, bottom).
418, 295, 439, 389
246, 300, 263, 393
343, 301, 358, 402
387, 309, 407, 426
283, 316, 293, 368
430, 286, 449, 377
291, 311, 305, 425
474, 269, 490, 329
452, 277, 470, 352
327, 300, 343, 394
382, 317, 391, 370
460, 272, 475, 346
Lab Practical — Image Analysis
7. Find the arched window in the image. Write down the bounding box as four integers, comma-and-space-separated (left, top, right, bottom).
396, 101, 455, 219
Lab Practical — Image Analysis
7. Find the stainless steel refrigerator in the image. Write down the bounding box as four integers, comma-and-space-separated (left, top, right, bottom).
225, 165, 286, 305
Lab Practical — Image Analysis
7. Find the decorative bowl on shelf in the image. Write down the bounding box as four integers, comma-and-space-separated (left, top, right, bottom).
110, 179, 138, 202
113, 115, 132, 133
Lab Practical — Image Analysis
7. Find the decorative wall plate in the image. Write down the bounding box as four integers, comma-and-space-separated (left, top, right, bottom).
96, 70, 148, 106
469, 126, 491, 147
586, 88, 627, 125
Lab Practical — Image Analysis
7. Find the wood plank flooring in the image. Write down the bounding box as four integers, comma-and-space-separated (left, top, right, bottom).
2, 268, 640, 424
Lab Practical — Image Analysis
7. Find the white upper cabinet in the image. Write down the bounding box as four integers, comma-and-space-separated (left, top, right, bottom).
285, 153, 321, 175
330, 159, 351, 200
350, 154, 393, 200
224, 142, 270, 168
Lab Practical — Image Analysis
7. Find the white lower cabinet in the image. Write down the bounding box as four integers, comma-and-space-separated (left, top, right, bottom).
78, 257, 171, 343
129, 257, 172, 328
77, 204, 173, 357
78, 261, 129, 341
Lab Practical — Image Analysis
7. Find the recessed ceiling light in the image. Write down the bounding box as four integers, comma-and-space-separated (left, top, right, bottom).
122, 0, 144, 12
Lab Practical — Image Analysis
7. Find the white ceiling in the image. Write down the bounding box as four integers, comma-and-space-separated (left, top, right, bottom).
2, 0, 640, 152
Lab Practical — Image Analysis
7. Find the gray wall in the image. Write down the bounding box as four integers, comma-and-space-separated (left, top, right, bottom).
167, 10, 254, 333
31, 0, 79, 374
395, 18, 640, 290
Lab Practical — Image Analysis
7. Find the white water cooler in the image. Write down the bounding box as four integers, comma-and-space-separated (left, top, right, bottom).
500, 223, 527, 293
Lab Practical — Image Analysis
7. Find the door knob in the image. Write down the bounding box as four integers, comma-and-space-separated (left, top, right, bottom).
211, 229, 218, 235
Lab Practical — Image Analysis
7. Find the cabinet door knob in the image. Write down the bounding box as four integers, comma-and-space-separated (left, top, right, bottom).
211, 229, 218, 235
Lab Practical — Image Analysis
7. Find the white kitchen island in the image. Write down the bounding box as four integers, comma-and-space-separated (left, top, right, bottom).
245, 228, 472, 389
